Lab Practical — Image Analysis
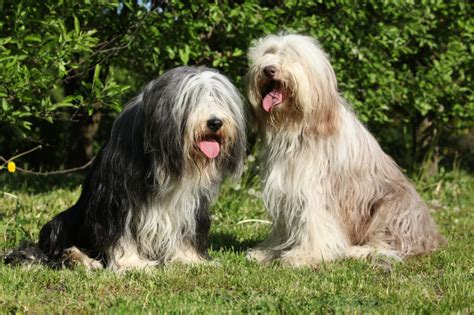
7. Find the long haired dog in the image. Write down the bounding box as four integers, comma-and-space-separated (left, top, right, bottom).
5, 66, 245, 271
246, 34, 444, 267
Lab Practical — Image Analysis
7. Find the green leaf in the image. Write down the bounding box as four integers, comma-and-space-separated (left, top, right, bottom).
2, 99, 8, 111
92, 64, 101, 89
232, 48, 244, 57
166, 47, 176, 59
74, 15, 80, 36
178, 45, 190, 65
23, 34, 41, 42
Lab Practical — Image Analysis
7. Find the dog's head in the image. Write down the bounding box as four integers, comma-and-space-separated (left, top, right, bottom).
247, 34, 340, 135
142, 67, 245, 181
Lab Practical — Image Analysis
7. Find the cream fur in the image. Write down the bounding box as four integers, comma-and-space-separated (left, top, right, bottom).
246, 34, 444, 267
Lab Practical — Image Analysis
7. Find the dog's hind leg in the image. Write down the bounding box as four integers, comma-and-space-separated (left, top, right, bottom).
346, 245, 401, 261
355, 186, 445, 260
345, 186, 444, 268
38, 204, 90, 259
62, 247, 103, 270
345, 245, 402, 271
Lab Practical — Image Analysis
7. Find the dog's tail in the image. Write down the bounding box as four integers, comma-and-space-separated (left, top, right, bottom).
3, 241, 65, 269
4, 207, 72, 268
4, 241, 48, 266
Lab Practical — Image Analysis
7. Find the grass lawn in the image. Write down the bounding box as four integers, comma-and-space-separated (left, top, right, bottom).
0, 165, 472, 313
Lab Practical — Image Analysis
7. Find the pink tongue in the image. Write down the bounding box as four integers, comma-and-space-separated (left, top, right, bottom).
198, 140, 220, 159
262, 90, 284, 112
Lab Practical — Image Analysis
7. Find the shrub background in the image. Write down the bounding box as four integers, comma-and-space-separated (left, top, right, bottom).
1, 0, 473, 172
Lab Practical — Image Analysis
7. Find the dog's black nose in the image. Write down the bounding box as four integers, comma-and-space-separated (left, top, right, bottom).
264, 65, 278, 79
207, 118, 223, 132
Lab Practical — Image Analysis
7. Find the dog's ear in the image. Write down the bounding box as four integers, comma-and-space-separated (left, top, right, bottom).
142, 78, 185, 179
225, 123, 247, 179
290, 38, 340, 136
305, 58, 340, 136
311, 66, 341, 135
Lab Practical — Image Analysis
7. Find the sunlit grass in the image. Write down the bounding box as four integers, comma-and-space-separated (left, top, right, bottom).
0, 168, 472, 313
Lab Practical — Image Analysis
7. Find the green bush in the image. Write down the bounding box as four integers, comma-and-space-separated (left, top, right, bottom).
1, 1, 472, 171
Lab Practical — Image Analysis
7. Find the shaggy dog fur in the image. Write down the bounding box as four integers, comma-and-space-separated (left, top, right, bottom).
246, 34, 444, 267
5, 66, 245, 272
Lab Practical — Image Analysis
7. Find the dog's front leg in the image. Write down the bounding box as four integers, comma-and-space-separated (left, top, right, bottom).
279, 197, 349, 267
170, 206, 213, 265
170, 241, 211, 265
105, 237, 158, 272
245, 219, 285, 264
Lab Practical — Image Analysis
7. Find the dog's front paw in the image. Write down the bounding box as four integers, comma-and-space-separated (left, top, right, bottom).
170, 245, 211, 265
279, 250, 326, 268
245, 248, 279, 264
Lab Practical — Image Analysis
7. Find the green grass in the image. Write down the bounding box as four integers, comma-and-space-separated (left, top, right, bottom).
1, 166, 473, 313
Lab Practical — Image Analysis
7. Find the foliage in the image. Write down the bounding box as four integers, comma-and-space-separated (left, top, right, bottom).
0, 1, 126, 134
0, 0, 473, 170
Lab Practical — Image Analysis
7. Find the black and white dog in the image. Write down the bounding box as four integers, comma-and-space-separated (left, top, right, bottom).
5, 66, 245, 271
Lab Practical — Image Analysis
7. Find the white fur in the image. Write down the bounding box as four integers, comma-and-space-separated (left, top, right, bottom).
106, 179, 213, 271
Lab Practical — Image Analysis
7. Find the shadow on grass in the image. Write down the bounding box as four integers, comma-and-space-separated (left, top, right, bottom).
210, 232, 261, 253
0, 172, 85, 194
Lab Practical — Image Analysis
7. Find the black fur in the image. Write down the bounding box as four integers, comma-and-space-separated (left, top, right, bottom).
193, 194, 212, 258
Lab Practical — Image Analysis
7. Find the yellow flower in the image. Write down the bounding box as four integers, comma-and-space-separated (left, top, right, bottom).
7, 161, 16, 173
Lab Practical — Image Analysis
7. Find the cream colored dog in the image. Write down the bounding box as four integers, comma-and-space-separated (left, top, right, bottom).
246, 34, 444, 267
